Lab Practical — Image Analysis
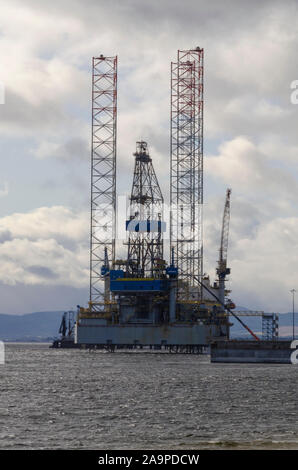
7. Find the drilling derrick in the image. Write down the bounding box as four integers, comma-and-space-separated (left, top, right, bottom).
127, 141, 164, 278
90, 55, 117, 311
170, 48, 204, 300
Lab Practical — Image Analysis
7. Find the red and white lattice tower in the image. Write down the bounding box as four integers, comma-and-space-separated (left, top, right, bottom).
170, 48, 204, 299
90, 55, 117, 310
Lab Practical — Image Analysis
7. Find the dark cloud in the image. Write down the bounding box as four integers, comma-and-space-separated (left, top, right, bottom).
27, 265, 57, 279
0, 89, 67, 135
51, 137, 89, 161
0, 230, 12, 243
0, 281, 88, 315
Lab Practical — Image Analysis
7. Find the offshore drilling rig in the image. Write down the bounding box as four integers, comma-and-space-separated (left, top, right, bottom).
74, 48, 232, 351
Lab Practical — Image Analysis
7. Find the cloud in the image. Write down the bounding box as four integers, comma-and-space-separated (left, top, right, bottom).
0, 282, 88, 315
0, 230, 12, 243
229, 216, 298, 312
32, 137, 89, 161
206, 136, 298, 207
0, 206, 89, 288
27, 265, 57, 279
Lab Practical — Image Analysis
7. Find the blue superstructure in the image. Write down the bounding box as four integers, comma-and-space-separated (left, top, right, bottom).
109, 270, 169, 293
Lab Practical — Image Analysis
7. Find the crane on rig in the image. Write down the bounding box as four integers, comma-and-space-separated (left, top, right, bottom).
217, 188, 232, 307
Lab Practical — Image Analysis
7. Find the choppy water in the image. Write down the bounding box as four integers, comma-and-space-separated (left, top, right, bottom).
0, 343, 297, 450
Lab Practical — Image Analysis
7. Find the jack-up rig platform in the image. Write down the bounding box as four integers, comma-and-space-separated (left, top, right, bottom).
53, 48, 286, 355
70, 48, 234, 351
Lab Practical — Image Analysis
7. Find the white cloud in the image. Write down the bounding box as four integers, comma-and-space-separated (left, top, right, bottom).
0, 206, 89, 288
32, 137, 89, 161
206, 136, 298, 205
229, 216, 298, 312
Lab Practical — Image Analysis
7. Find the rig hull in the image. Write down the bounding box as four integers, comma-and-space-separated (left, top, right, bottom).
75, 320, 227, 347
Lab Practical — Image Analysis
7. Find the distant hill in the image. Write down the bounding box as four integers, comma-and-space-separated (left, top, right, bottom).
0, 311, 63, 341
0, 309, 297, 342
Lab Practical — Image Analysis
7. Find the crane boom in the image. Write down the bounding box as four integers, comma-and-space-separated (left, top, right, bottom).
217, 188, 232, 306
218, 188, 231, 272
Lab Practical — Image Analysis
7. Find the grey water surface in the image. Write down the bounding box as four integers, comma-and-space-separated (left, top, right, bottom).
0, 343, 297, 449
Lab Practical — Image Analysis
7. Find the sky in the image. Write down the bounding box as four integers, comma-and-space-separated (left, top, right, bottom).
0, 0, 298, 313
